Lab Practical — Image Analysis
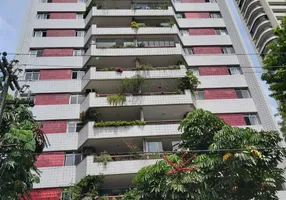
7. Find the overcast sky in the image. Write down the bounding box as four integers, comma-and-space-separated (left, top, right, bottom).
0, 0, 280, 122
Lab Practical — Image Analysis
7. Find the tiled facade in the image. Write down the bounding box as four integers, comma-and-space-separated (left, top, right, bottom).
16, 0, 282, 198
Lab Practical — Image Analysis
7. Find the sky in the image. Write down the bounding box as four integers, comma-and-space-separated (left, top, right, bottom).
0, 0, 279, 121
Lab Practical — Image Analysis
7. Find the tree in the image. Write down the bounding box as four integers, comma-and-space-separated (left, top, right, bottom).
63, 175, 105, 200
0, 95, 47, 199
261, 16, 286, 138
122, 109, 285, 200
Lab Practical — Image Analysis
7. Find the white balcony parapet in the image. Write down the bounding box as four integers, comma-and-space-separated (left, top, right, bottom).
198, 75, 247, 89
30, 37, 84, 48
78, 122, 181, 147
18, 56, 83, 69
173, 2, 219, 12
32, 104, 80, 120
85, 7, 174, 24
185, 54, 239, 66
181, 35, 232, 46
34, 19, 85, 29
83, 156, 159, 177
36, 2, 86, 12
20, 80, 82, 94
84, 66, 186, 80
44, 133, 78, 152
33, 166, 76, 189
84, 25, 179, 45
80, 90, 193, 112
84, 43, 183, 66
195, 99, 257, 114
81, 66, 186, 90
177, 18, 225, 28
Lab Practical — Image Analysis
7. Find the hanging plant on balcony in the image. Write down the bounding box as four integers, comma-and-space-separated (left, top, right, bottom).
179, 70, 200, 94
107, 94, 126, 106
118, 74, 145, 94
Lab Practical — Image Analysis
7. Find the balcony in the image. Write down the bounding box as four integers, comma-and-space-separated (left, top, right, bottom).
80, 90, 194, 112
173, 2, 219, 12
83, 43, 183, 67
32, 104, 80, 120
78, 122, 181, 147
20, 79, 82, 94
85, 7, 175, 26
181, 35, 232, 46
82, 65, 186, 93
177, 18, 225, 28
84, 25, 179, 46
33, 166, 76, 189
30, 37, 84, 48
33, 19, 84, 29
185, 54, 239, 66
76, 156, 159, 189
198, 75, 247, 89
196, 99, 257, 114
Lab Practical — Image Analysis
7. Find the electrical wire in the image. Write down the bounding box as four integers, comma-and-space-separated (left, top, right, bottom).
4, 51, 286, 57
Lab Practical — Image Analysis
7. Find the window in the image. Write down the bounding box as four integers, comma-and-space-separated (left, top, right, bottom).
39, 0, 52, 3
76, 31, 85, 37
78, 0, 87, 2
190, 68, 199, 76
236, 89, 251, 98
37, 13, 50, 19
244, 114, 260, 125
25, 71, 40, 81
176, 13, 184, 19
73, 49, 85, 56
215, 28, 228, 35
33, 31, 47, 37
195, 91, 205, 100
184, 48, 193, 55
67, 121, 84, 132
228, 67, 242, 75
222, 47, 235, 54
76, 13, 84, 19
137, 39, 175, 47
206, 0, 217, 2
72, 70, 85, 79
64, 153, 82, 166
29, 50, 43, 57
70, 94, 85, 104
180, 30, 189, 36
146, 141, 163, 152
210, 13, 222, 18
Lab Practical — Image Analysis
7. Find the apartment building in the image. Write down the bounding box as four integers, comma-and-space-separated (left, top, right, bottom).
16, 0, 283, 199
234, 0, 286, 56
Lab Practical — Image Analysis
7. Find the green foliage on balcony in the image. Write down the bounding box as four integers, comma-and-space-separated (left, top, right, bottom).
63, 175, 104, 200
94, 120, 146, 127
179, 70, 200, 94
131, 21, 147, 29
94, 151, 113, 167
118, 74, 145, 94
107, 94, 126, 106
80, 109, 100, 124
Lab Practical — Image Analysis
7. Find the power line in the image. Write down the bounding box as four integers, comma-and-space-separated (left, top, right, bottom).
0, 147, 284, 156
4, 51, 286, 57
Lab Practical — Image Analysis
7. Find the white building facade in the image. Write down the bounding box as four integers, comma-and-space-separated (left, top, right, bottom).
16, 0, 283, 199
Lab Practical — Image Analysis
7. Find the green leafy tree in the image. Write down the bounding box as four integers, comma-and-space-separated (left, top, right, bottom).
122, 109, 285, 200
261, 16, 286, 137
64, 175, 104, 200
0, 95, 46, 199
